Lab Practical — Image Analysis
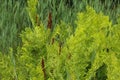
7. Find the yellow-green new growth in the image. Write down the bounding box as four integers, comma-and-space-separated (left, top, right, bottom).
27, 0, 38, 26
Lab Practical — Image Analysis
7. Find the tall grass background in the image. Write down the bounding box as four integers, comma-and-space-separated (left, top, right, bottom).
0, 0, 120, 53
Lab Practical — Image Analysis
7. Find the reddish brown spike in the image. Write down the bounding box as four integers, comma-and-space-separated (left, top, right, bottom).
36, 14, 38, 24
47, 12, 52, 29
59, 42, 62, 55
41, 58, 46, 80
36, 14, 40, 26
51, 38, 54, 45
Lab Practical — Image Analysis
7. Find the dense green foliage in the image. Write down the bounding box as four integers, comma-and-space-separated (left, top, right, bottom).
0, 0, 120, 53
0, 1, 120, 79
